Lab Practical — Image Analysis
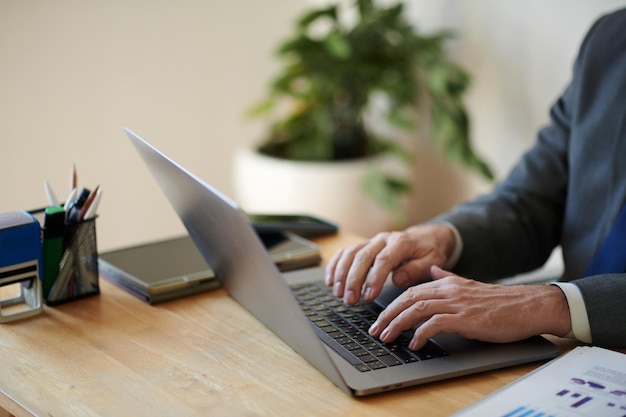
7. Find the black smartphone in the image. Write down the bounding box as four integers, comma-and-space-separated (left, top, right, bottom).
247, 214, 338, 237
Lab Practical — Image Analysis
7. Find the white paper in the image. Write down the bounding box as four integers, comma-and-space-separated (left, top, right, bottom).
453, 346, 626, 417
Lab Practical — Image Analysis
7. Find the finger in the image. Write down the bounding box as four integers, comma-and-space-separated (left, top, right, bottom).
359, 252, 398, 302
408, 314, 459, 350
369, 285, 449, 337
360, 232, 428, 300
377, 299, 454, 344
343, 237, 388, 304
369, 290, 418, 337
326, 242, 368, 296
325, 247, 348, 285
430, 265, 460, 281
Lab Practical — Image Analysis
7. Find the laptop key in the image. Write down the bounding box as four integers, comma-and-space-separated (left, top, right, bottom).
351, 348, 370, 357
327, 330, 343, 339
360, 354, 380, 364
379, 355, 403, 367
367, 361, 387, 370
414, 341, 448, 360
371, 348, 388, 357
344, 342, 361, 351
392, 349, 419, 363
355, 364, 371, 372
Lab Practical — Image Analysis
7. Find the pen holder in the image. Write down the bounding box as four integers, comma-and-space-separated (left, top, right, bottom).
45, 218, 100, 305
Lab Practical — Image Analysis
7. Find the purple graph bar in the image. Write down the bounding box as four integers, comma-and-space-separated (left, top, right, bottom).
571, 396, 592, 408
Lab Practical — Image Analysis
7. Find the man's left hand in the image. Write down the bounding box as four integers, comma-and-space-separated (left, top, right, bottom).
368, 265, 572, 350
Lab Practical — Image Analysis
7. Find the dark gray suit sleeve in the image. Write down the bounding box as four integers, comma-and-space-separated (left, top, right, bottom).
433, 9, 626, 348
573, 275, 626, 347
433, 74, 572, 281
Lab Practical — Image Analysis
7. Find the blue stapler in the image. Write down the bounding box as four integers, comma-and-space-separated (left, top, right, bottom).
0, 210, 43, 322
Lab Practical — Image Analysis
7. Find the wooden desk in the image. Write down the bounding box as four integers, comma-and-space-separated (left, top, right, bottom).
0, 231, 577, 417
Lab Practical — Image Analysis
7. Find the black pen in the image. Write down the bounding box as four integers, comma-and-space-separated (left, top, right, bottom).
66, 188, 90, 224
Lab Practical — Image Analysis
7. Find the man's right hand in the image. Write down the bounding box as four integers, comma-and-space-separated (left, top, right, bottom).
324, 223, 458, 305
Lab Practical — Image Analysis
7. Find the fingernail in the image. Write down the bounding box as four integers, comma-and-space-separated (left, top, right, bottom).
363, 287, 373, 301
380, 329, 390, 342
333, 281, 343, 296
344, 290, 356, 305
369, 322, 379, 335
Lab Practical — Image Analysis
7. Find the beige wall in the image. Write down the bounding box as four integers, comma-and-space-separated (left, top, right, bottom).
1, 1, 625, 251
0, 0, 306, 250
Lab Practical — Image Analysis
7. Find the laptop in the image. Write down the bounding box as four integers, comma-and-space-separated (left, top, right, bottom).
124, 128, 560, 396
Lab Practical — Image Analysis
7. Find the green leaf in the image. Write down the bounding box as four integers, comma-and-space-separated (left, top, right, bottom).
325, 30, 351, 59
298, 6, 337, 29
386, 108, 416, 130
245, 99, 275, 118
356, 0, 374, 16
382, 141, 413, 164
362, 167, 411, 226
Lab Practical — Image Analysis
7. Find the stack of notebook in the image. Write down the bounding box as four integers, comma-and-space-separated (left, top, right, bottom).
99, 232, 321, 304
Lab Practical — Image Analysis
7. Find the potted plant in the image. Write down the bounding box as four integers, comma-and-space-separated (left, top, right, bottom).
236, 0, 493, 233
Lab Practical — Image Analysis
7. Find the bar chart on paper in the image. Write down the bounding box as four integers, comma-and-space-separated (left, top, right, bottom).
452, 346, 626, 417
501, 385, 626, 417
502, 406, 558, 417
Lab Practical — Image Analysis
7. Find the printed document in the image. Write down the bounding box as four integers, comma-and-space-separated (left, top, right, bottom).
453, 346, 626, 417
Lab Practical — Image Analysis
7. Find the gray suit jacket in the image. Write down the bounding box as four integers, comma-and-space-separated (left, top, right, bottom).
436, 8, 626, 348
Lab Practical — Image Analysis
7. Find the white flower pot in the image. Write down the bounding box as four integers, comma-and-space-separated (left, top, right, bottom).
233, 148, 398, 237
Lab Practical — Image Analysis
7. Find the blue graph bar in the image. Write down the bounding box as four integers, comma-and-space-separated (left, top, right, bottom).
503, 406, 525, 417
502, 406, 554, 417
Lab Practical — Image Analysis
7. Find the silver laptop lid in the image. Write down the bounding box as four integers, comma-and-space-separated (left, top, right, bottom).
125, 128, 351, 394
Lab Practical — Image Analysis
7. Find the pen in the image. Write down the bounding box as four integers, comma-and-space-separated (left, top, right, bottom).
70, 164, 77, 192
66, 188, 91, 224
43, 181, 59, 206
83, 187, 102, 220
64, 188, 78, 220
77, 185, 99, 222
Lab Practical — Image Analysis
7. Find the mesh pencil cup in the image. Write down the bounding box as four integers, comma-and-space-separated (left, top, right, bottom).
45, 217, 100, 305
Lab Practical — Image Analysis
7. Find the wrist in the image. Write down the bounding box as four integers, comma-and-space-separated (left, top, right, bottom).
438, 222, 463, 270
539, 284, 573, 338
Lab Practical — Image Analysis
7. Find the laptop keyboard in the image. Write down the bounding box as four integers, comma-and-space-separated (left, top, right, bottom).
291, 282, 448, 372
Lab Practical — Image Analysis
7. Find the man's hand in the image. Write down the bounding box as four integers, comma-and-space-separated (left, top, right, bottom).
325, 224, 457, 305
368, 266, 572, 350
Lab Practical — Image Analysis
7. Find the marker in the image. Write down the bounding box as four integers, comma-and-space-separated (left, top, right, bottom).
42, 206, 66, 299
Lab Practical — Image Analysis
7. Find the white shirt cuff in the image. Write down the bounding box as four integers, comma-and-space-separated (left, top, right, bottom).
436, 221, 463, 270
551, 282, 592, 343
